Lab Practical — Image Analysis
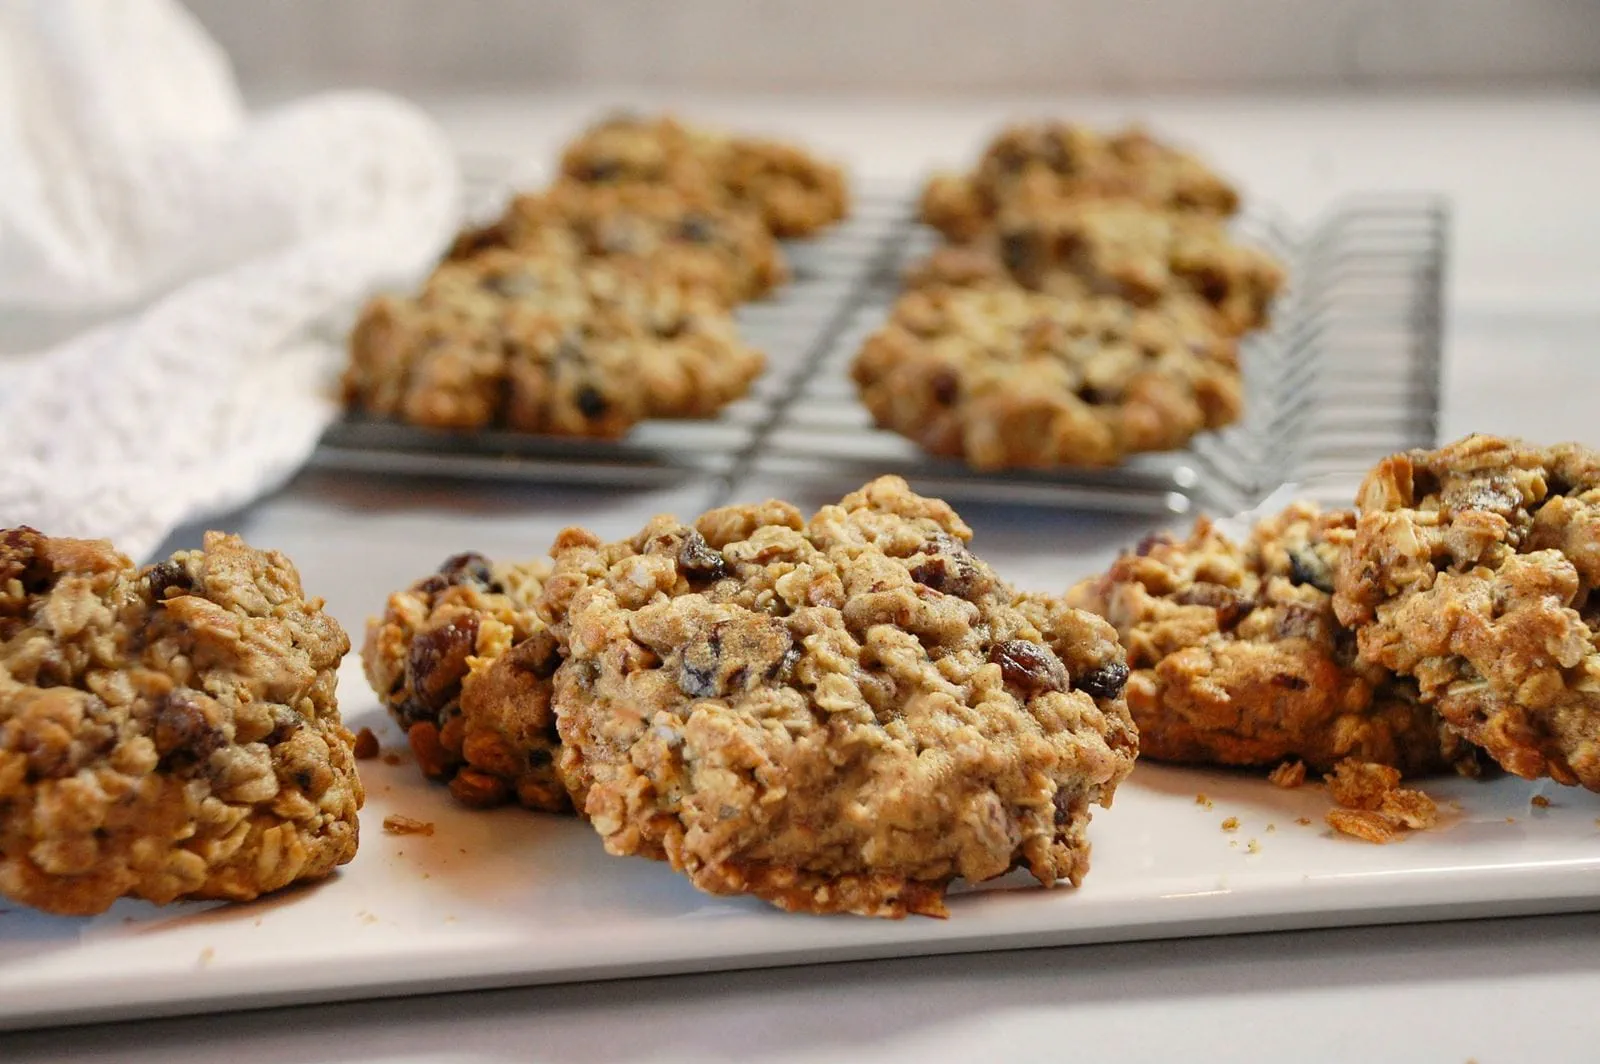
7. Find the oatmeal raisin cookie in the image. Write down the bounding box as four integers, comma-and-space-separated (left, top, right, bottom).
446, 181, 787, 305
1333, 434, 1600, 790
0, 528, 361, 916
920, 121, 1239, 241
851, 283, 1241, 469
343, 249, 765, 437
362, 552, 567, 812
560, 112, 849, 238
539, 476, 1137, 918
993, 188, 1284, 336
1067, 502, 1477, 776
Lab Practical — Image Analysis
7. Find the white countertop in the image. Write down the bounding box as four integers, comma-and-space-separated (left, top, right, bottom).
7, 91, 1600, 1063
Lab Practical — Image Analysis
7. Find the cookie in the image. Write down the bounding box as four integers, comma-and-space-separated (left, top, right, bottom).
0, 528, 361, 916
447, 181, 788, 305
1067, 502, 1478, 777
538, 476, 1137, 918
361, 552, 568, 812
993, 189, 1284, 336
920, 122, 1240, 241
851, 283, 1241, 469
560, 112, 850, 238
1332, 434, 1600, 790
343, 249, 765, 437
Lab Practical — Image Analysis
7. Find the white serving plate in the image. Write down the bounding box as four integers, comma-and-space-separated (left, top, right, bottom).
4, 654, 1600, 1031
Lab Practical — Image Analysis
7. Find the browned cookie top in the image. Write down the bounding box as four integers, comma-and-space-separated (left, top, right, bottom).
851, 283, 1241, 469
362, 552, 567, 812
539, 476, 1136, 918
0, 528, 360, 916
920, 121, 1240, 241
1067, 502, 1478, 777
1333, 434, 1600, 789
559, 113, 849, 238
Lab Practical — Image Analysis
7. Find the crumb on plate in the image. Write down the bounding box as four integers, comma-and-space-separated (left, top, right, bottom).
1221, 816, 1240, 831
382, 814, 435, 836
1324, 758, 1438, 844
353, 727, 381, 760
1268, 760, 1307, 789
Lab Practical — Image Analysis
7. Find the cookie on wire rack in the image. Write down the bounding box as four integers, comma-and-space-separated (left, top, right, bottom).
446, 180, 788, 306
920, 121, 1240, 241
1333, 434, 1600, 791
851, 282, 1242, 469
560, 112, 850, 238
991, 187, 1285, 337
342, 249, 765, 438
538, 476, 1137, 918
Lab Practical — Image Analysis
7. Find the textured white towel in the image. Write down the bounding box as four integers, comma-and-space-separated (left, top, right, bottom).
0, 0, 460, 560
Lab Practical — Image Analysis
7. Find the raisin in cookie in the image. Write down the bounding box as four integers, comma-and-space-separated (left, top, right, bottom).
921, 122, 1240, 242
0, 528, 361, 916
851, 284, 1241, 469
560, 112, 849, 238
994, 187, 1284, 336
538, 476, 1137, 918
362, 552, 567, 812
447, 181, 787, 305
343, 250, 765, 437
1067, 503, 1477, 776
1333, 435, 1600, 790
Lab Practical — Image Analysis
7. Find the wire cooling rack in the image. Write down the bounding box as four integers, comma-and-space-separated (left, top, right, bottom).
311, 166, 1448, 517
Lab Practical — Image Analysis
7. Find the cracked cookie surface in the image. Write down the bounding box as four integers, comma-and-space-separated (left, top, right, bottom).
560, 113, 849, 238
362, 552, 567, 812
1068, 503, 1478, 776
343, 249, 765, 437
1333, 434, 1600, 790
851, 283, 1241, 469
539, 476, 1137, 918
920, 122, 1239, 242
0, 528, 361, 916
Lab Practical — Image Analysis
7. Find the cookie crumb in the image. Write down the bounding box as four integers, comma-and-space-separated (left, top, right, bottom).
1531, 795, 1551, 808
353, 727, 380, 760
1507, 817, 1517, 824
1195, 793, 1213, 809
1221, 816, 1240, 832
198, 947, 215, 967
1268, 760, 1306, 789
1295, 817, 1312, 826
381, 752, 402, 766
1326, 808, 1401, 844
1325, 759, 1400, 810
1265, 823, 1276, 833
1323, 758, 1437, 844
382, 814, 435, 836
1246, 839, 1260, 854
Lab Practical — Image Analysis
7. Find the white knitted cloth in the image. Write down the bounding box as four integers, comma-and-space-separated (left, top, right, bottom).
0, 0, 460, 560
